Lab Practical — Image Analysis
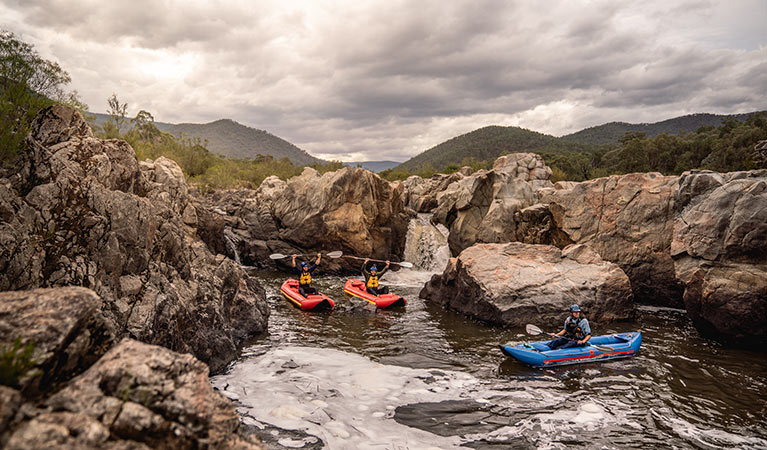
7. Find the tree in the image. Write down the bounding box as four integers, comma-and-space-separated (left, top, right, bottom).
0, 30, 72, 160
102, 93, 127, 138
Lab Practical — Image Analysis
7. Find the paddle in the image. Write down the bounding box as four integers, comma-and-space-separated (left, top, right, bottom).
269, 251, 344, 260
345, 255, 414, 268
525, 324, 614, 353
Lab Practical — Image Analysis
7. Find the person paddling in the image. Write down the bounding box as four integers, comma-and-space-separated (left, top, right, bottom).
362, 258, 390, 296
547, 304, 592, 350
292, 253, 321, 297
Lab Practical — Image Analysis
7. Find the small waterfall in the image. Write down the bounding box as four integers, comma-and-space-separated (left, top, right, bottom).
402, 213, 450, 272
223, 228, 242, 265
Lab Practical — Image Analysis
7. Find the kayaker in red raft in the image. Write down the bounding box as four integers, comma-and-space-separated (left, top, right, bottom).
292, 253, 321, 298
547, 304, 592, 350
362, 258, 390, 296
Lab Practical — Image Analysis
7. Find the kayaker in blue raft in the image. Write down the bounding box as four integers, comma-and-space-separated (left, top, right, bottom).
547, 304, 592, 350
292, 253, 321, 297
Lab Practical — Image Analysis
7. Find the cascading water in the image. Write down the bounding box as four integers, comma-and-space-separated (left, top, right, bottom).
402, 213, 450, 272
223, 227, 242, 265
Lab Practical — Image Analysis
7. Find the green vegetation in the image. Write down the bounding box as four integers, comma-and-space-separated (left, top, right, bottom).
0, 30, 85, 162
0, 337, 39, 388
93, 96, 344, 190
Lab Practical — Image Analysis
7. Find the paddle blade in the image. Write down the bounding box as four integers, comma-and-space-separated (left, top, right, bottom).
397, 261, 413, 268
525, 324, 543, 335
326, 251, 343, 258
269, 253, 287, 260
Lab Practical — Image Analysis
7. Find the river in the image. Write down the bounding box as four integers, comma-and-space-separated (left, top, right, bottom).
212, 219, 767, 449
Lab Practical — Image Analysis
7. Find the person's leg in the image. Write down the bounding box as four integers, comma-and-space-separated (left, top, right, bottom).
547, 337, 568, 350
366, 286, 379, 296
298, 286, 308, 297
305, 286, 317, 295
559, 339, 582, 349
379, 285, 389, 294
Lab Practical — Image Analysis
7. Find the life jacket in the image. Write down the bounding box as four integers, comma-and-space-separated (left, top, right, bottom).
299, 271, 312, 286
565, 316, 586, 339
367, 275, 379, 288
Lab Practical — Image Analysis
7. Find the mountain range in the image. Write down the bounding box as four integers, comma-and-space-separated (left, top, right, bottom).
395, 112, 759, 172
88, 113, 323, 165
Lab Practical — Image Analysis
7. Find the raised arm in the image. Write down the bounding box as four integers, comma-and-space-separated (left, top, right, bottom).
361, 258, 370, 276
292, 254, 297, 268
315, 253, 321, 266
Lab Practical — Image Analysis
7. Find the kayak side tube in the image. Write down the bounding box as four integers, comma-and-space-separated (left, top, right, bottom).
343, 278, 406, 309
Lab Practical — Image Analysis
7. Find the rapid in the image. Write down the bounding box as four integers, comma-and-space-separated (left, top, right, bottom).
212, 216, 767, 449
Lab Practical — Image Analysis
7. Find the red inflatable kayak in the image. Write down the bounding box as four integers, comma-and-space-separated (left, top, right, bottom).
280, 279, 335, 311
343, 278, 406, 309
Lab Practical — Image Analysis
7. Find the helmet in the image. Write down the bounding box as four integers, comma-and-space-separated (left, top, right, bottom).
570, 304, 581, 312
370, 265, 378, 271
301, 262, 308, 268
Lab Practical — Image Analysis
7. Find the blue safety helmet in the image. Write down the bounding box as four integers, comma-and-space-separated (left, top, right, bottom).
370, 265, 378, 271
570, 304, 581, 312
301, 262, 308, 268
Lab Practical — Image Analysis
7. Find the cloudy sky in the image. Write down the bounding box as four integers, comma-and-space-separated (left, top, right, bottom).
2, 0, 765, 161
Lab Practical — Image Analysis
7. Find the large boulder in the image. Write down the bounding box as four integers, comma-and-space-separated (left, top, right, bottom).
0, 105, 268, 372
432, 153, 554, 255
419, 242, 633, 328
0, 287, 114, 399
541, 172, 683, 307
671, 170, 767, 345
196, 167, 411, 272
401, 172, 465, 212
5, 339, 262, 450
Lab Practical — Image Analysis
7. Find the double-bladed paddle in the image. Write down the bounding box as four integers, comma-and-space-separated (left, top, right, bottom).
269, 251, 344, 260
345, 255, 414, 268
525, 324, 614, 353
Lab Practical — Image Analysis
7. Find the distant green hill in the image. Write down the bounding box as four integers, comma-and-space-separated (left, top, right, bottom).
396, 112, 761, 173
396, 126, 589, 173
561, 112, 756, 146
342, 161, 401, 172
89, 113, 323, 165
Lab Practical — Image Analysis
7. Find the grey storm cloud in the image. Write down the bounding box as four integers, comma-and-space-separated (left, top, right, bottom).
1, 0, 765, 161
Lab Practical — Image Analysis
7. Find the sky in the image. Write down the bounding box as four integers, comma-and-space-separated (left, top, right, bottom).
2, 0, 765, 162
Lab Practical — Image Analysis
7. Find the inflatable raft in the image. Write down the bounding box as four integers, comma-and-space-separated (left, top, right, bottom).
280, 279, 335, 311
343, 278, 407, 309
499, 332, 641, 367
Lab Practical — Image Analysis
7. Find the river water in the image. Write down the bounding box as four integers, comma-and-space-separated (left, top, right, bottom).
212, 219, 767, 449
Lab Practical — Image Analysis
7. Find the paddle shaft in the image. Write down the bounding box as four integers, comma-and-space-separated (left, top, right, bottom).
346, 255, 410, 266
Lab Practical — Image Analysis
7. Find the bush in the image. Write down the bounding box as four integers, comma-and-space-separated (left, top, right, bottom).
0, 337, 39, 388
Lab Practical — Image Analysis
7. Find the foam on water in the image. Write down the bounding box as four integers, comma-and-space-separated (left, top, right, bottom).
212, 345, 483, 450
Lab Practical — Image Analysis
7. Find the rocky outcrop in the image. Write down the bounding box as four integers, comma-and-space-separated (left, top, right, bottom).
0, 105, 268, 372
420, 242, 633, 328
541, 172, 683, 306
196, 167, 410, 272
401, 172, 465, 212
0, 287, 114, 399
4, 339, 262, 449
671, 170, 767, 345
432, 153, 554, 255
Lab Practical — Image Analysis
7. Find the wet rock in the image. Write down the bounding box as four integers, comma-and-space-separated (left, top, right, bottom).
0, 105, 268, 373
541, 172, 683, 306
5, 339, 262, 450
0, 287, 114, 398
420, 242, 634, 328
671, 170, 767, 345
0, 386, 21, 436
432, 153, 554, 255
195, 167, 410, 272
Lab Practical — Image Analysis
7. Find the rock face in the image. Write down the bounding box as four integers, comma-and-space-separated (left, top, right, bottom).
671, 170, 767, 345
420, 242, 634, 328
432, 153, 554, 255
196, 167, 410, 272
0, 287, 114, 399
0, 105, 268, 373
401, 172, 465, 212
5, 339, 261, 449
541, 172, 683, 306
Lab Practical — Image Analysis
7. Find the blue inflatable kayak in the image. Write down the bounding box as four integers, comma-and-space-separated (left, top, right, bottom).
499, 332, 642, 367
